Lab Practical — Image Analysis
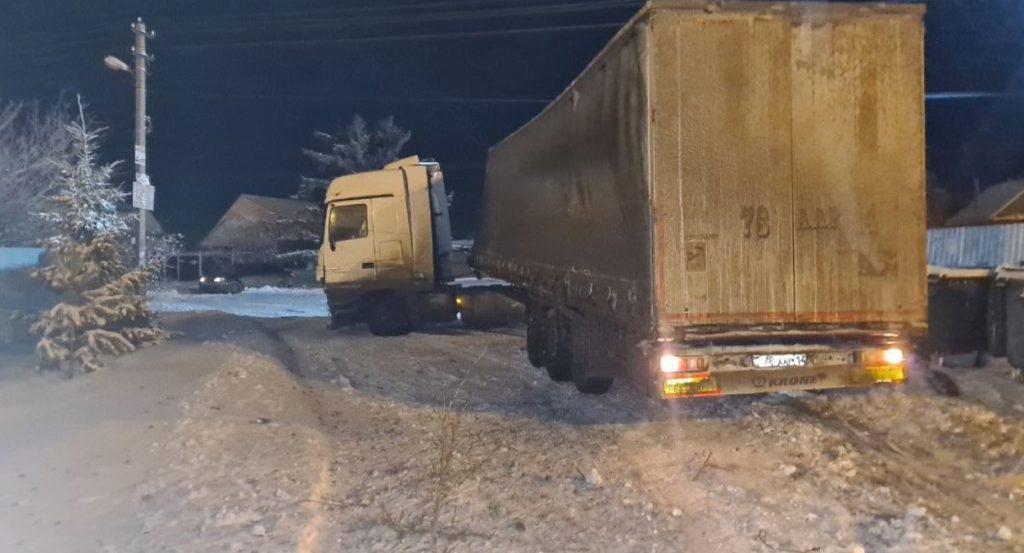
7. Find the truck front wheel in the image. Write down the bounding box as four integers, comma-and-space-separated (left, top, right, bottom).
366, 295, 413, 336
526, 302, 547, 368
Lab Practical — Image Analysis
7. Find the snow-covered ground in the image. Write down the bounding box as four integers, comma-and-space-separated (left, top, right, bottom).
2, 311, 1023, 552
149, 286, 328, 318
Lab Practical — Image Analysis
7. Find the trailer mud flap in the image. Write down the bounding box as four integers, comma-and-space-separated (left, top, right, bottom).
660, 365, 905, 399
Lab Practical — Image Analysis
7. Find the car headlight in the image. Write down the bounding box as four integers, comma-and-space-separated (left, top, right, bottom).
199, 276, 207, 283
214, 276, 226, 283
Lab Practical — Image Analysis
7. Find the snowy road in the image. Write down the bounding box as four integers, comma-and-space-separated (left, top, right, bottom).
149, 286, 328, 318
2, 308, 1023, 552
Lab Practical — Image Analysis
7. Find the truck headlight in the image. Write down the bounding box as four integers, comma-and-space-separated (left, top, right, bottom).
214, 276, 226, 283
199, 276, 207, 283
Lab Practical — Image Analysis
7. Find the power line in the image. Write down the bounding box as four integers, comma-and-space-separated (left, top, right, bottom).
162, 22, 623, 50
156, 1, 638, 35
150, 0, 607, 25
0, 1, 634, 66
927, 91, 1024, 101
0, 0, 551, 42
149, 89, 550, 105
0, 20, 622, 68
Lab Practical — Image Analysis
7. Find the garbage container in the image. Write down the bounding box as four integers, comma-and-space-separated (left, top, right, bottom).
927, 266, 992, 356
997, 267, 1024, 370
988, 277, 1008, 357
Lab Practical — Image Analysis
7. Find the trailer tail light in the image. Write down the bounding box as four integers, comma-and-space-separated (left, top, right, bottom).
662, 372, 721, 398
659, 354, 682, 373
882, 347, 904, 365
858, 347, 907, 384
659, 354, 707, 374
860, 347, 905, 367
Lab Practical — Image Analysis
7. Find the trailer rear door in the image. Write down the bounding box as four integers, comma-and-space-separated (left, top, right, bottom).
650, 6, 925, 327
650, 11, 796, 325
790, 13, 926, 323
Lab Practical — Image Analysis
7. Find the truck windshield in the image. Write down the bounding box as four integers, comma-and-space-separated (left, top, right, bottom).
328, 203, 368, 242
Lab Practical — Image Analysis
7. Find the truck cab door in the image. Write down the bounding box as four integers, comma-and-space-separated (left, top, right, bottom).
322, 201, 377, 285
370, 195, 412, 284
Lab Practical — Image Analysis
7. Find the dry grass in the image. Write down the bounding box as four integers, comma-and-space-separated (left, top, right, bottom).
380, 392, 482, 552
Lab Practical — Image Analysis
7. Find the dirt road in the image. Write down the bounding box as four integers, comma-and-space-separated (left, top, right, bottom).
2, 312, 1023, 552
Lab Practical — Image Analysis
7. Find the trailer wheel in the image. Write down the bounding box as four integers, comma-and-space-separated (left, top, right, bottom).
543, 312, 571, 381
569, 324, 614, 395
526, 303, 547, 368
366, 295, 413, 336
572, 372, 614, 395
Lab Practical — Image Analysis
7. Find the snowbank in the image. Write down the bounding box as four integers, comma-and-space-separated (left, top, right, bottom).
149, 287, 328, 318
927, 265, 993, 279
451, 276, 510, 288
451, 239, 474, 252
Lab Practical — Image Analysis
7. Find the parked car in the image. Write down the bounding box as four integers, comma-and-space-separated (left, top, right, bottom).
198, 262, 300, 294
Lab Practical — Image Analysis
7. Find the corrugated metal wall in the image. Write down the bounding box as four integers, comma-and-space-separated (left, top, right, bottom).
928, 223, 1024, 268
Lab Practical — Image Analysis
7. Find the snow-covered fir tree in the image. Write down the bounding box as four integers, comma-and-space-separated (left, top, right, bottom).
32, 99, 163, 373
296, 114, 411, 201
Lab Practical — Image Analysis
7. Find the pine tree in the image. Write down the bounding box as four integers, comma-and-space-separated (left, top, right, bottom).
31, 99, 163, 374
296, 114, 411, 201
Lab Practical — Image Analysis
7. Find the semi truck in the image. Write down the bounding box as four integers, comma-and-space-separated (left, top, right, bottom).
471, 0, 928, 397
316, 0, 927, 399
316, 157, 517, 335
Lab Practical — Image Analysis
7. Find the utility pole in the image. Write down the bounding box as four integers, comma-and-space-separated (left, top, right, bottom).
132, 18, 154, 267
104, 19, 155, 268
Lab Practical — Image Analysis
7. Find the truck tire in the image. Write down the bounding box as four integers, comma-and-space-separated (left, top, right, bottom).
572, 371, 614, 395
329, 308, 350, 329
227, 279, 244, 294
569, 323, 614, 395
543, 311, 571, 382
367, 295, 413, 336
526, 303, 547, 368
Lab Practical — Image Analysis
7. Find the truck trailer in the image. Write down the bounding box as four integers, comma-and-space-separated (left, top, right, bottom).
471, 0, 927, 397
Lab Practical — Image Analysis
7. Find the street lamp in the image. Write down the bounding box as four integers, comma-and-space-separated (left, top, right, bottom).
103, 55, 130, 73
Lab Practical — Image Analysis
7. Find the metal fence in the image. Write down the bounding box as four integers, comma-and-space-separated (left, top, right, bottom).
927, 223, 1024, 269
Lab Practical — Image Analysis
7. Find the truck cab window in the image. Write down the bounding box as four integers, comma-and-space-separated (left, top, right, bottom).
329, 204, 368, 243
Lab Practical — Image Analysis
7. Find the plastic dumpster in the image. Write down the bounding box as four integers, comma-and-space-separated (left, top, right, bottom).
927, 266, 992, 356
997, 266, 1024, 370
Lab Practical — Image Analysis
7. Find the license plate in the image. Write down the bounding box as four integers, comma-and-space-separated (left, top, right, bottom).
663, 374, 721, 398
865, 365, 906, 383
752, 353, 807, 368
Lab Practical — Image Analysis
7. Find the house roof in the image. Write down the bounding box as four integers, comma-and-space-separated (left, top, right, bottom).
947, 179, 1024, 226
200, 194, 320, 251
234, 194, 318, 219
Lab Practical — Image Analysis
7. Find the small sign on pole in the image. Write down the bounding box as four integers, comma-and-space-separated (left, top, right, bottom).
133, 176, 155, 211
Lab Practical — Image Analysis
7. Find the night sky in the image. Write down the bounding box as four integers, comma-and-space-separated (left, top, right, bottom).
2, 0, 1023, 244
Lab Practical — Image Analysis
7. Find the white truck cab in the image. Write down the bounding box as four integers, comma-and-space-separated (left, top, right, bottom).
317, 156, 465, 335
